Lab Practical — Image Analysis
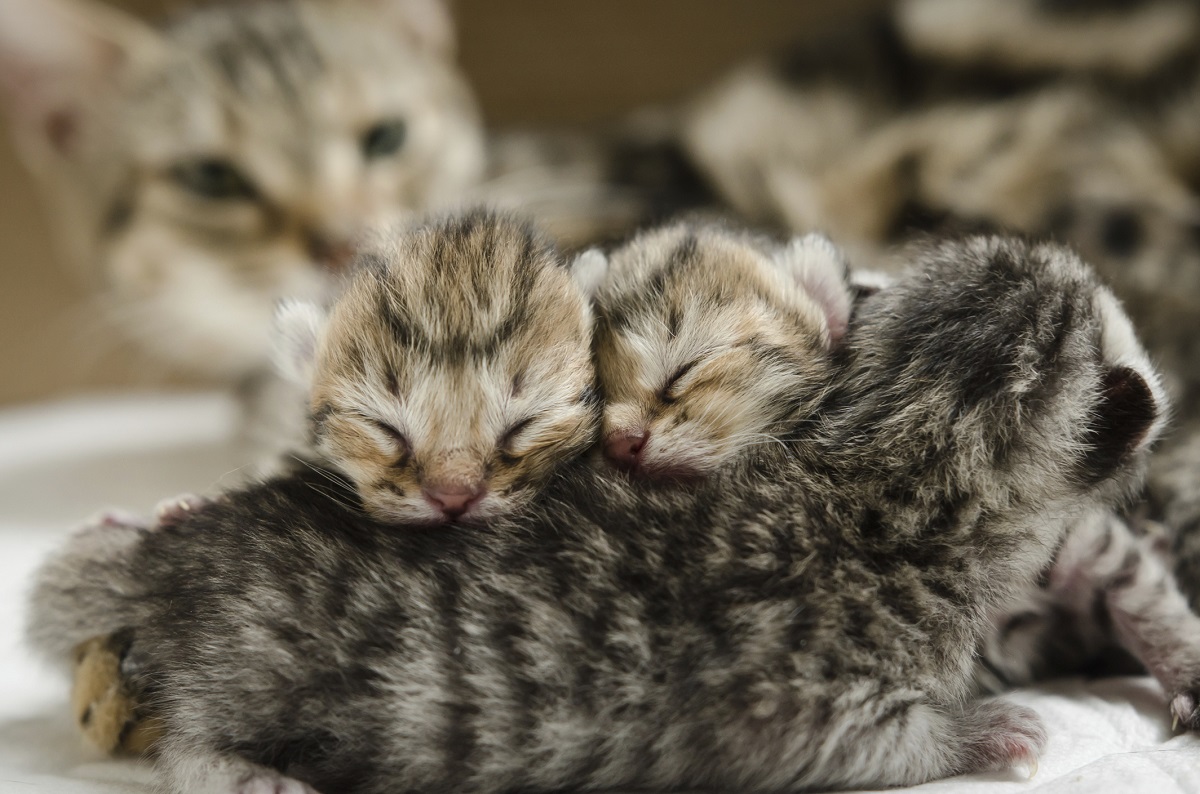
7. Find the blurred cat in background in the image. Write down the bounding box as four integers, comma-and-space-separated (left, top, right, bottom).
0, 0, 484, 453
0, 0, 486, 377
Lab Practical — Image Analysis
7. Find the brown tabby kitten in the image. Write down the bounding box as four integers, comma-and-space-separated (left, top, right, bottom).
591, 222, 851, 477
285, 211, 601, 526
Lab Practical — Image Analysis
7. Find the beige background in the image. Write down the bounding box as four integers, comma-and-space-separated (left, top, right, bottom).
0, 0, 882, 406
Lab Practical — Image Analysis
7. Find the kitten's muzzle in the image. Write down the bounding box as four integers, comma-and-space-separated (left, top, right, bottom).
604, 429, 648, 472
423, 483, 486, 520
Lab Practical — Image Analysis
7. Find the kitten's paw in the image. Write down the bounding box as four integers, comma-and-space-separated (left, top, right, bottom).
154, 493, 210, 527
237, 774, 320, 794
1170, 691, 1200, 731
958, 701, 1046, 777
72, 632, 162, 755
73, 635, 139, 753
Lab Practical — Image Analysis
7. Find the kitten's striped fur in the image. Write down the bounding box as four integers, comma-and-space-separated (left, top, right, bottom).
591, 223, 850, 477
283, 210, 601, 526
28, 234, 1167, 793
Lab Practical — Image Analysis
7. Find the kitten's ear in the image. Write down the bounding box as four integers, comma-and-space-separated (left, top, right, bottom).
273, 299, 329, 387
0, 0, 161, 160
357, 0, 456, 58
774, 233, 853, 348
568, 248, 610, 300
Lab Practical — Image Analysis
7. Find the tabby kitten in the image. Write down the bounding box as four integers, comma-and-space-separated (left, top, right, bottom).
591, 222, 851, 477
588, 220, 1200, 712
280, 210, 601, 525
30, 234, 1170, 793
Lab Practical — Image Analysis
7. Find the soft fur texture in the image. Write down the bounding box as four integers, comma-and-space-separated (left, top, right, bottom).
298, 210, 601, 525
679, 0, 1200, 670
592, 223, 851, 477
30, 235, 1166, 793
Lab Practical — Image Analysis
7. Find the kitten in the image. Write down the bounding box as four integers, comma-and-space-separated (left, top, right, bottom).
0, 0, 486, 452
682, 35, 1200, 610
283, 210, 601, 526
586, 219, 1200, 708
591, 222, 851, 477
29, 235, 1170, 793
63, 209, 603, 756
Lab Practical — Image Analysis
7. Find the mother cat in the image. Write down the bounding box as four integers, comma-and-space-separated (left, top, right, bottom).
28, 232, 1167, 793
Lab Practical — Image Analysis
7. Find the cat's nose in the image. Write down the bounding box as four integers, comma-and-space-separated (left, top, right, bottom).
305, 232, 356, 273
423, 484, 485, 520
604, 430, 648, 471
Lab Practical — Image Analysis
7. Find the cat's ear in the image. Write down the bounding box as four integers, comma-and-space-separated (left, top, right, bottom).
273, 299, 329, 387
0, 0, 161, 160
356, 0, 456, 58
773, 233, 853, 348
568, 248, 610, 300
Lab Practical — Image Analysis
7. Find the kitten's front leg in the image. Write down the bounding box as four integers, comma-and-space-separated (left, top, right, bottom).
1055, 512, 1200, 729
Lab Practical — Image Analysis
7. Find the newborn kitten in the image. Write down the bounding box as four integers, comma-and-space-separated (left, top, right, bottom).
590, 220, 1200, 708
591, 222, 851, 477
62, 209, 602, 755
281, 210, 600, 525
30, 235, 1170, 793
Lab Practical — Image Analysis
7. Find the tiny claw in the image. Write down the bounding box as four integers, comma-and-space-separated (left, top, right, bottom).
1173, 714, 1180, 732
1027, 757, 1038, 779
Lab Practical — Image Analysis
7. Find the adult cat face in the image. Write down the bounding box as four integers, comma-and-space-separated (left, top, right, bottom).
0, 0, 485, 379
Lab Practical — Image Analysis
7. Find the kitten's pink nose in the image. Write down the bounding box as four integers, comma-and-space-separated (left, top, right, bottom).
423, 484, 485, 519
604, 430, 648, 471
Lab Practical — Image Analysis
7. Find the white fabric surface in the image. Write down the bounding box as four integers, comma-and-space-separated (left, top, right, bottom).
1, 393, 1198, 793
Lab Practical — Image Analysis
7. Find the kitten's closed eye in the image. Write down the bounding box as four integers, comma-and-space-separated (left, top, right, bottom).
169, 158, 259, 201
498, 416, 537, 461
362, 119, 408, 160
660, 358, 703, 404
370, 419, 410, 464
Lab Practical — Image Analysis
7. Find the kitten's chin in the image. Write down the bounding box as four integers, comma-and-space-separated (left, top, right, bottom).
364, 492, 521, 528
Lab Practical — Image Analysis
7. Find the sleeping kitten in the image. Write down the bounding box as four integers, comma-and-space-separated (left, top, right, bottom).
591, 222, 851, 477
282, 210, 601, 525
683, 40, 1200, 616
588, 220, 1200, 712
29, 234, 1172, 793
0, 0, 486, 452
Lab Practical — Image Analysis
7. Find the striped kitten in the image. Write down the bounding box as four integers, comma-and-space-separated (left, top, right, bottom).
591, 222, 851, 477
591, 221, 1200, 717
279, 210, 601, 526
29, 234, 1168, 793
67, 209, 602, 755
0, 0, 485, 449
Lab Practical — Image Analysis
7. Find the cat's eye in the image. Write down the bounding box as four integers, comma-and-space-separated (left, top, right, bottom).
362, 119, 408, 160
371, 420, 410, 463
169, 158, 258, 201
498, 416, 537, 459
660, 359, 701, 404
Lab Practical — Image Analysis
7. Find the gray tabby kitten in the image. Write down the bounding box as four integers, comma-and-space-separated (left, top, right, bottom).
29, 235, 1169, 793
587, 220, 1200, 713
681, 7, 1200, 658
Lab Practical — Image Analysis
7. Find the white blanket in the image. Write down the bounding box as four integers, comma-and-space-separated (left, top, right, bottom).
2, 394, 1198, 793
